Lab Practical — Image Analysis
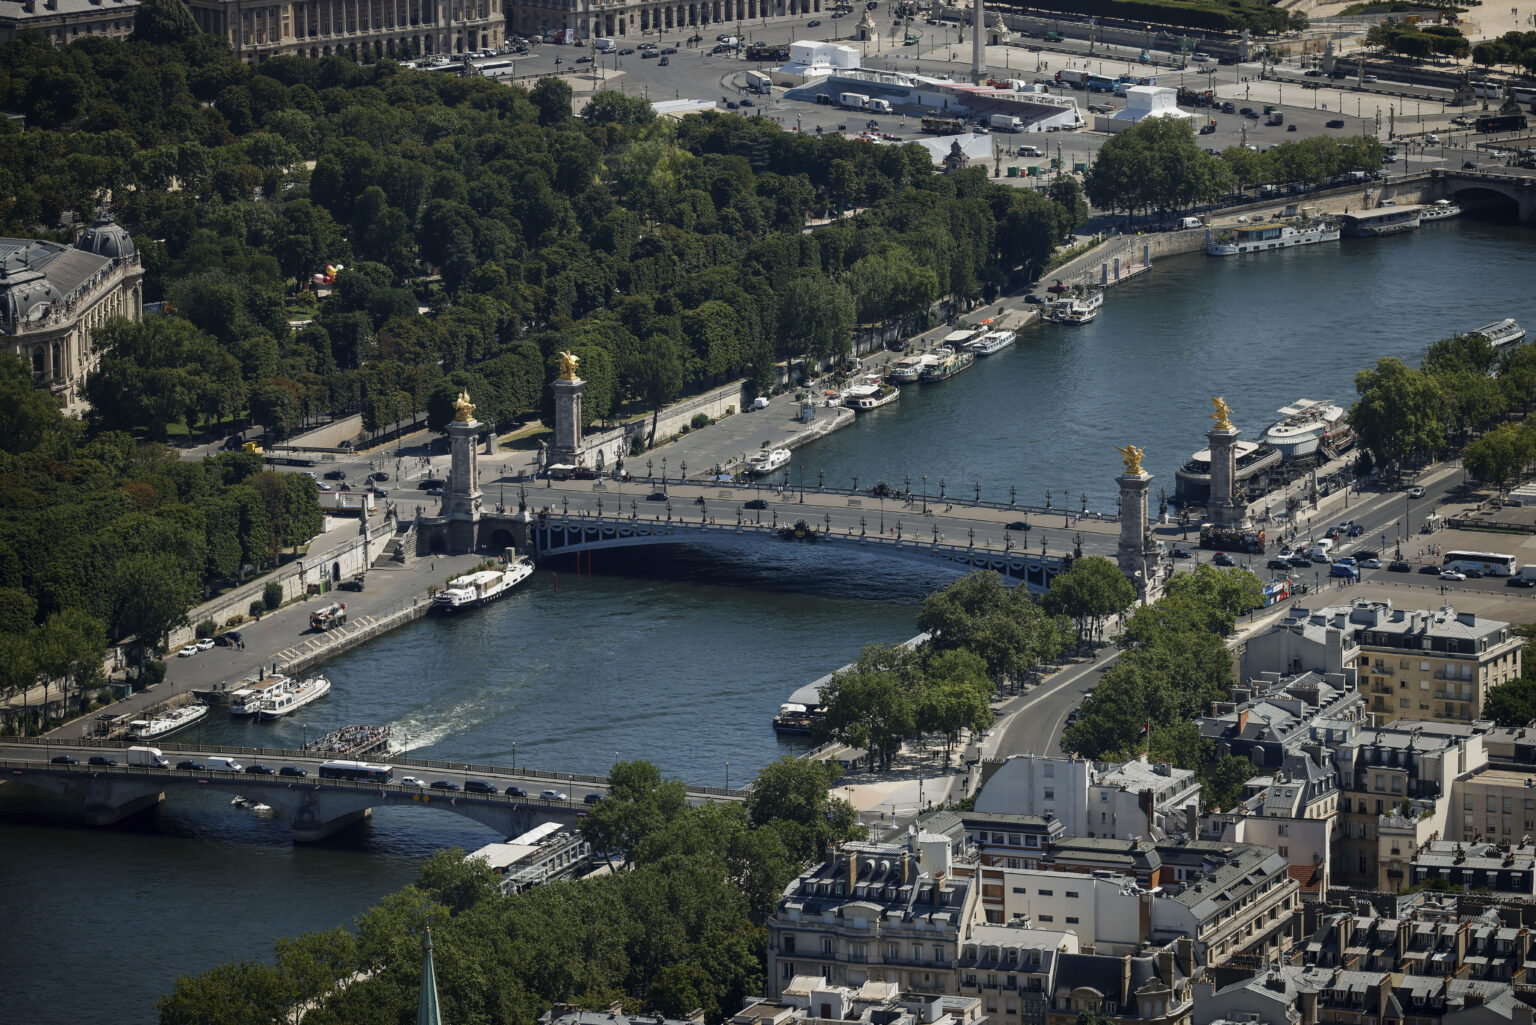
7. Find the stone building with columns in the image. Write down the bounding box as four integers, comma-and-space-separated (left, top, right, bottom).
1, 207, 144, 414
184, 0, 504, 62
509, 0, 823, 43
0, 0, 139, 46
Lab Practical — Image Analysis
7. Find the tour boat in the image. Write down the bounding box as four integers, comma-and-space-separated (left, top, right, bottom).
1338, 206, 1422, 237
1173, 440, 1285, 506
257, 675, 333, 720
228, 674, 290, 717
747, 448, 792, 476
1468, 318, 1526, 350
772, 702, 818, 736
128, 703, 209, 741
1205, 218, 1340, 256
1046, 289, 1103, 325
967, 330, 1016, 355
1258, 399, 1352, 461
920, 347, 975, 382
1418, 199, 1461, 223
886, 354, 927, 384
431, 556, 534, 612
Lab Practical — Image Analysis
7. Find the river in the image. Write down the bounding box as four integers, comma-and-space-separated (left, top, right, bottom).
2, 218, 1532, 1025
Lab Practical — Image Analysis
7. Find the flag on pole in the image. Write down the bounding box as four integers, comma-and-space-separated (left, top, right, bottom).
1139, 720, 1150, 738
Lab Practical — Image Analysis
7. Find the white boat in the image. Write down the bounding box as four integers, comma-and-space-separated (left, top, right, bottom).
747, 448, 792, 476
967, 330, 1016, 355
229, 674, 289, 717
431, 556, 534, 612
127, 703, 208, 741
257, 675, 332, 720
845, 374, 900, 411
1468, 318, 1526, 350
1205, 218, 1340, 255
1419, 199, 1461, 223
886, 354, 927, 384
1046, 290, 1103, 325
1259, 399, 1352, 460
1338, 206, 1422, 237
920, 347, 975, 381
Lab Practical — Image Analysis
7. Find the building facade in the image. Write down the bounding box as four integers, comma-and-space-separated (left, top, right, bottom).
184, 0, 504, 61
0, 0, 138, 46
508, 0, 825, 44
974, 755, 1199, 842
2, 207, 143, 413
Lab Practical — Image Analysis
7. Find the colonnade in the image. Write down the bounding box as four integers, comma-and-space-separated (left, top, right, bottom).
195, 0, 502, 59
580, 0, 821, 38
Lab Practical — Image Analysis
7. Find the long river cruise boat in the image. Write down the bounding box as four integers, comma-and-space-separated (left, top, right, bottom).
1338, 205, 1422, 237
1205, 218, 1339, 256
257, 675, 333, 719
432, 556, 534, 612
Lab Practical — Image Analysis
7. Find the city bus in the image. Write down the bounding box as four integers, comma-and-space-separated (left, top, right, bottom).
318, 760, 396, 784
1440, 551, 1516, 577
1087, 73, 1115, 93
1475, 113, 1527, 133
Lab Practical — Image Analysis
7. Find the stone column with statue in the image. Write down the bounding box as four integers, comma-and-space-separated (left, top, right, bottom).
442, 390, 483, 553
548, 350, 585, 468
1115, 444, 1162, 603
1206, 396, 1244, 528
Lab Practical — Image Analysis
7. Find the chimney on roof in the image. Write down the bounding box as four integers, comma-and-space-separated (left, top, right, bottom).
1299, 987, 1319, 1025
1238, 709, 1250, 734
901, 850, 912, 885
847, 850, 858, 890
686, 1011, 706, 1024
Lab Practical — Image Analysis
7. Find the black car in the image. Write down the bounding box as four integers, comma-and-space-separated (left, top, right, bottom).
339, 577, 364, 592
1463, 161, 1478, 170
1212, 552, 1235, 567
1171, 548, 1192, 559
740, 98, 755, 107
429, 780, 461, 791
418, 478, 445, 490
1418, 564, 1441, 574
645, 491, 668, 501
505, 785, 529, 797
726, 100, 739, 109
618, 48, 635, 55
584, 792, 605, 804
661, 47, 678, 54
1267, 558, 1292, 570
1005, 520, 1031, 531
1023, 294, 1046, 305
279, 765, 308, 777
88, 755, 116, 766
807, 18, 821, 26
50, 754, 79, 764
245, 763, 275, 775
177, 760, 206, 771
1508, 576, 1536, 588
324, 469, 347, 480
370, 471, 390, 482
464, 779, 497, 795
1355, 549, 1380, 561
1326, 119, 1345, 129
743, 498, 769, 509
1287, 555, 1312, 568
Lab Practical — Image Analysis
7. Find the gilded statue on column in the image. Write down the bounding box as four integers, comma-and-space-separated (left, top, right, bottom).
452, 391, 475, 423
557, 350, 581, 381
1116, 444, 1145, 476
1210, 396, 1234, 431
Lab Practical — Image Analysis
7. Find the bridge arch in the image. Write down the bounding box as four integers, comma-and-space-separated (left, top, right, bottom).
1447, 184, 1527, 220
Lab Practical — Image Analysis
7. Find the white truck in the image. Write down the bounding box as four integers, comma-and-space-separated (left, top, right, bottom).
593, 37, 616, 53
126, 746, 169, 768
866, 97, 892, 114
989, 114, 1024, 132
838, 92, 869, 110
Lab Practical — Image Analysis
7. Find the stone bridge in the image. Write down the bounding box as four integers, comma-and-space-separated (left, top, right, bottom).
1427, 168, 1536, 221
0, 742, 741, 842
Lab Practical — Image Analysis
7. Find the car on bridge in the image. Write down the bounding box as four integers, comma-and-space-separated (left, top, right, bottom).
400, 776, 425, 787
464, 779, 497, 795
505, 785, 528, 797
279, 765, 307, 777
177, 759, 206, 771
744, 498, 769, 509
541, 789, 569, 801
584, 793, 604, 804
88, 755, 116, 766
1005, 521, 1031, 531
430, 779, 461, 791
51, 754, 78, 764
244, 763, 275, 775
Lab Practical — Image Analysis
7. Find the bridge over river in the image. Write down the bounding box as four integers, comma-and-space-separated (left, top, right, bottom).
0, 739, 743, 842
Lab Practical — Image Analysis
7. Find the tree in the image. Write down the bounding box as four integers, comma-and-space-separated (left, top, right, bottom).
578, 759, 689, 870
132, 0, 199, 45
1484, 677, 1536, 727
529, 77, 574, 126
1046, 175, 1089, 234
815, 643, 921, 771
916, 648, 995, 765
1044, 555, 1136, 643
1462, 422, 1535, 489
1349, 357, 1448, 474
744, 756, 863, 864
917, 572, 1071, 686
108, 553, 195, 659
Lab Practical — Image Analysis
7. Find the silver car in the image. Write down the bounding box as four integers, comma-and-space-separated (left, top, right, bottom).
540, 789, 568, 801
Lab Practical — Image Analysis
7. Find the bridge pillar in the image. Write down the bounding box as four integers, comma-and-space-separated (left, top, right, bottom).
1116, 460, 1161, 603
444, 391, 483, 554
549, 355, 585, 467
1207, 423, 1243, 528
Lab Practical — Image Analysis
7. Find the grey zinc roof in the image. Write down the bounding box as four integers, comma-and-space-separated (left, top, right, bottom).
0, 0, 138, 17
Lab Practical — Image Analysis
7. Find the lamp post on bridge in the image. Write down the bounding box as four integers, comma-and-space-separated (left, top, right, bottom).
939, 477, 946, 501
799, 464, 806, 504
725, 762, 730, 790
1010, 485, 1017, 508
922, 474, 928, 515
647, 457, 653, 483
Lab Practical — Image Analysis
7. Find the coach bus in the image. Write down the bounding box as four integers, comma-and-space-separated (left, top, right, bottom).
318, 760, 396, 784
1440, 551, 1516, 577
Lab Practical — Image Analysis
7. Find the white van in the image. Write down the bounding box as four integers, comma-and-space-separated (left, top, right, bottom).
206, 756, 243, 773
1017, 144, 1042, 158
1179, 216, 1203, 229
751, 396, 770, 410
593, 38, 617, 53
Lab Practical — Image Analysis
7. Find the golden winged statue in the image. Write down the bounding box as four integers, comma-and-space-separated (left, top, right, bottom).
1210, 396, 1234, 431
452, 390, 475, 423
1116, 444, 1145, 476
557, 350, 581, 381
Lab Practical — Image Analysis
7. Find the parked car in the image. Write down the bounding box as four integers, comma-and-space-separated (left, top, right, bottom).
177, 760, 206, 771
279, 765, 307, 777
540, 789, 569, 801
195, 637, 214, 651
51, 754, 79, 764
505, 785, 528, 797
339, 577, 364, 592
177, 644, 199, 658
1407, 486, 1426, 499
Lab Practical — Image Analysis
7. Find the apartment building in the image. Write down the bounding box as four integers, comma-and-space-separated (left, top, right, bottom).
732, 979, 982, 1025
1193, 965, 1532, 1025
1453, 767, 1536, 845
974, 755, 1199, 842
956, 924, 1074, 1025
973, 866, 1143, 950
184, 0, 505, 62
1298, 897, 1533, 985
766, 840, 976, 999
1044, 943, 1195, 1025
1410, 840, 1536, 897
1200, 670, 1365, 778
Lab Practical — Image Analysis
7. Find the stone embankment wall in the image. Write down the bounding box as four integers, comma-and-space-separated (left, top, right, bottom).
280, 599, 432, 676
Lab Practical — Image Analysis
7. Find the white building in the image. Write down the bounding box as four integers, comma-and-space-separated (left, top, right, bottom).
1099, 87, 1197, 133
975, 755, 1198, 841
